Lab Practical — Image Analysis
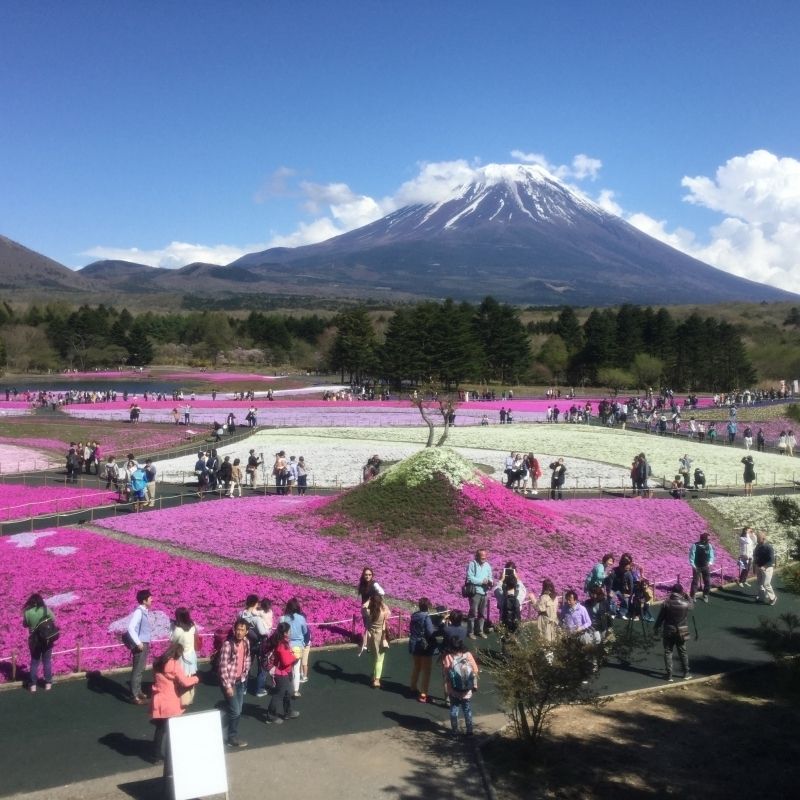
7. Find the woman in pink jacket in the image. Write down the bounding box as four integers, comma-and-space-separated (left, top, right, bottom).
150, 643, 199, 773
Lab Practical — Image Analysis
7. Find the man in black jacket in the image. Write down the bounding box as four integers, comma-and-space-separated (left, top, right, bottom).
654, 584, 694, 682
754, 532, 777, 606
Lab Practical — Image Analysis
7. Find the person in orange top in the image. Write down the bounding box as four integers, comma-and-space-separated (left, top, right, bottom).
150, 642, 199, 775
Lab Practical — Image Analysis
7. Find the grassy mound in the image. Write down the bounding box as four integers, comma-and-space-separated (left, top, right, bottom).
319, 448, 482, 539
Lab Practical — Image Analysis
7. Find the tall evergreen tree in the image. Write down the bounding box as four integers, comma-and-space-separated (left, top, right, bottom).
474, 297, 531, 382
572, 309, 617, 382
554, 306, 583, 354
126, 320, 155, 366
428, 299, 483, 388
614, 304, 644, 367
329, 308, 378, 383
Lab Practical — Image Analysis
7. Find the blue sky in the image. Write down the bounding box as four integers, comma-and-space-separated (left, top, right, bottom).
1, 1, 799, 290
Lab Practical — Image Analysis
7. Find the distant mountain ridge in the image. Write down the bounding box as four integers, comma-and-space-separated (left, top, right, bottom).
1, 164, 796, 306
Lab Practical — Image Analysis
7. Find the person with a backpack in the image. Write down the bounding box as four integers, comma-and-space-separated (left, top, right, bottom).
442, 635, 479, 736
495, 562, 526, 631
497, 574, 522, 650
689, 532, 715, 603
218, 619, 251, 747
408, 597, 439, 704
23, 593, 59, 692
240, 595, 270, 696
65, 444, 80, 483
104, 455, 119, 490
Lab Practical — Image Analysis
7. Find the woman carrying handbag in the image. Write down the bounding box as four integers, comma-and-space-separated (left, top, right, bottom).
364, 592, 391, 688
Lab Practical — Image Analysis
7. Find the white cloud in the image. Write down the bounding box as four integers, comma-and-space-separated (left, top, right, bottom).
595, 189, 623, 216
619, 150, 800, 292
625, 212, 697, 252
82, 241, 263, 269
254, 166, 297, 203
510, 150, 602, 181
392, 159, 482, 206
682, 150, 800, 223
298, 181, 384, 228
266, 218, 345, 249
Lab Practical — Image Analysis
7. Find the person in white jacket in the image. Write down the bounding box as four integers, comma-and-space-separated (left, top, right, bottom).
737, 527, 756, 587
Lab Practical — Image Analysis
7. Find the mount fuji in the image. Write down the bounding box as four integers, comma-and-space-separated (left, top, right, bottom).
232, 163, 794, 305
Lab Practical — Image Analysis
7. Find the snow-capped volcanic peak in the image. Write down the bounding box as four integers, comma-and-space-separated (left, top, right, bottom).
480, 162, 554, 187
408, 162, 602, 233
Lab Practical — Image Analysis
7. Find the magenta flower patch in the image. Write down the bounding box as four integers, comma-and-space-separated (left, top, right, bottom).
97, 477, 735, 610
0, 484, 118, 520
0, 528, 358, 681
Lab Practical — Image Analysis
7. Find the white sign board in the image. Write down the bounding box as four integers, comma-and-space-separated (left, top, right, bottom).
168, 710, 228, 800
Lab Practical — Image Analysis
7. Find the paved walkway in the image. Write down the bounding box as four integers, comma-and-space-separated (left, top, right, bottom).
0, 576, 794, 800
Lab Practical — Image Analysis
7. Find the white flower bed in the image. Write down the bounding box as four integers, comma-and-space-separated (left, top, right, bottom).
154, 431, 631, 490
285, 425, 800, 488
700, 495, 800, 555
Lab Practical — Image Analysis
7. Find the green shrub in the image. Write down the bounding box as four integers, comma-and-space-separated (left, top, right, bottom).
482, 623, 603, 753
771, 496, 800, 526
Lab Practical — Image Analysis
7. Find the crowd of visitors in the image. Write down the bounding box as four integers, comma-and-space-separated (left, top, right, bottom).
20, 516, 782, 782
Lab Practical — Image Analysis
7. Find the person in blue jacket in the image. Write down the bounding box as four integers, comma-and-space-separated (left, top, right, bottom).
689, 532, 715, 603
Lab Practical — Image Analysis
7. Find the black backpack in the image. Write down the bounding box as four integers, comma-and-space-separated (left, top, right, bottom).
32, 613, 60, 651
501, 594, 520, 633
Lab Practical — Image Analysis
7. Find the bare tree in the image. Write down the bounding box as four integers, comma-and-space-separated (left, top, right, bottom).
410, 381, 458, 447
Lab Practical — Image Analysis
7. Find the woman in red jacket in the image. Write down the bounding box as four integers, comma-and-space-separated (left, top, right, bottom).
150, 642, 199, 773
265, 622, 300, 724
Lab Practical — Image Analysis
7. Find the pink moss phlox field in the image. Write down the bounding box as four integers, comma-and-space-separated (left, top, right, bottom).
0, 528, 356, 680
0, 485, 118, 521
738, 417, 799, 446
97, 483, 734, 610
0, 436, 69, 452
